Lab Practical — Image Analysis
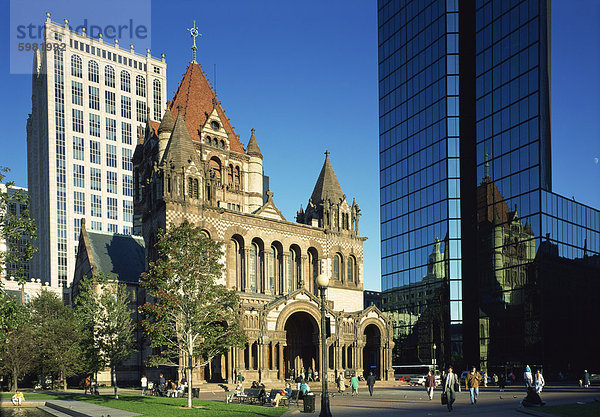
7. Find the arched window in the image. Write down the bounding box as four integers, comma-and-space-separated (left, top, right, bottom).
88, 60, 99, 82
234, 166, 241, 187
347, 256, 355, 282
209, 157, 221, 180
213, 138, 218, 147
153, 79, 162, 121
120, 70, 130, 92
205, 135, 211, 145
220, 140, 225, 149
136, 75, 146, 97
287, 251, 294, 293
228, 165, 234, 183
249, 243, 257, 292
105, 65, 115, 87
268, 247, 277, 294
333, 253, 342, 280
71, 55, 82, 77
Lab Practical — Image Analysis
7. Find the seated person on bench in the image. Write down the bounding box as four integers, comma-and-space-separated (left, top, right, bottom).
272, 383, 293, 408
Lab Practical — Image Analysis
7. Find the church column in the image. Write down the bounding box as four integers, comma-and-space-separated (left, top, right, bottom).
301, 255, 308, 292
278, 343, 285, 380
282, 252, 290, 294
264, 249, 272, 295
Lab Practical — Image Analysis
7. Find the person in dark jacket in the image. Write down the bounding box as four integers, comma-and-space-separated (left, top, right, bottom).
425, 370, 436, 400
583, 370, 590, 388
366, 372, 376, 396
442, 366, 460, 412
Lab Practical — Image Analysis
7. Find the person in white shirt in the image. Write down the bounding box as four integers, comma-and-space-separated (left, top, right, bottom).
141, 375, 148, 395
534, 370, 545, 393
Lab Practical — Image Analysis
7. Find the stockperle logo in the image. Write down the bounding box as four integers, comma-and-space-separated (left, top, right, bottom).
10, 0, 152, 75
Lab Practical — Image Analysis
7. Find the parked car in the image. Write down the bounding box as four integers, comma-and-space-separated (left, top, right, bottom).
590, 373, 600, 385
395, 375, 411, 382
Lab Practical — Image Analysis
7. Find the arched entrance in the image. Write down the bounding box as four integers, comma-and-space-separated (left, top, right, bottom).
284, 311, 319, 379
363, 324, 381, 379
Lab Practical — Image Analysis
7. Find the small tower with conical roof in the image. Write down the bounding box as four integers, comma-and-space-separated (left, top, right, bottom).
246, 128, 264, 212
157, 107, 175, 161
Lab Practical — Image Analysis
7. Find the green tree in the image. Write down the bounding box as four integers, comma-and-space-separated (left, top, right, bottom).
0, 167, 38, 304
30, 290, 84, 390
0, 296, 33, 390
75, 272, 135, 399
140, 222, 246, 408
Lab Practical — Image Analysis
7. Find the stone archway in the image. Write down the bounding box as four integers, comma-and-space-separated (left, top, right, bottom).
284, 311, 319, 380
363, 323, 382, 379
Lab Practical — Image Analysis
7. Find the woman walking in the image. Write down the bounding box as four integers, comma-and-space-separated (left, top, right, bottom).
425, 370, 436, 400
350, 373, 359, 396
534, 369, 545, 393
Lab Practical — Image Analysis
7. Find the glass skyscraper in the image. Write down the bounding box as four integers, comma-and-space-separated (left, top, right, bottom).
378, 0, 600, 374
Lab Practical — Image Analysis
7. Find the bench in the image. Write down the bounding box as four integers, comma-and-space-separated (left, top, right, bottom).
280, 389, 301, 407
238, 388, 265, 405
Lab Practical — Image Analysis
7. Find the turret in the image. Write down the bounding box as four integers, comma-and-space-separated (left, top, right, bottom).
246, 128, 264, 212
157, 106, 175, 162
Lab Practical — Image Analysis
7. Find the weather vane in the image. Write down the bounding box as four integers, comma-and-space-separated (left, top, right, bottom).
187, 20, 201, 64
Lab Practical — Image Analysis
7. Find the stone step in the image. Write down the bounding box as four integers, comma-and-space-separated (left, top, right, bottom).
38, 405, 75, 417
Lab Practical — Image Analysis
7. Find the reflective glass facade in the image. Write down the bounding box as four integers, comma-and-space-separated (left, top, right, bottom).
379, 0, 600, 374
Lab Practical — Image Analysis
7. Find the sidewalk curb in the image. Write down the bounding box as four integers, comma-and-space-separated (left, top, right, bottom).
281, 409, 301, 417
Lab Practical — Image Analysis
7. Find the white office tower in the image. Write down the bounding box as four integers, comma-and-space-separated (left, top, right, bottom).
27, 13, 167, 287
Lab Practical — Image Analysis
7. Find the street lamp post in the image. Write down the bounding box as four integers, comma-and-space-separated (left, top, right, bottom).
432, 343, 437, 374
316, 273, 333, 417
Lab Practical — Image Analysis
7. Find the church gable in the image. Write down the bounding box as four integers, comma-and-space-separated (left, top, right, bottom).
254, 190, 286, 221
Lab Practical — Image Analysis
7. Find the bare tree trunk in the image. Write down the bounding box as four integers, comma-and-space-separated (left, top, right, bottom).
60, 369, 67, 390
112, 366, 119, 399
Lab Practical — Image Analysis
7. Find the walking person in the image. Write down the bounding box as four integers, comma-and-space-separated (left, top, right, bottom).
425, 370, 436, 400
442, 366, 459, 412
350, 373, 359, 396
84, 375, 92, 395
366, 372, 376, 396
465, 367, 481, 405
583, 370, 590, 388
523, 365, 533, 388
141, 375, 148, 395
336, 372, 346, 394
499, 373, 506, 392
534, 369, 545, 393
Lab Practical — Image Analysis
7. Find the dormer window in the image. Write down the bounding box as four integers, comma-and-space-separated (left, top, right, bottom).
210, 120, 220, 130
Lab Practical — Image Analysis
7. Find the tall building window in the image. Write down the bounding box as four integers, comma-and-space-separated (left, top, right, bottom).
71, 54, 82, 78
105, 65, 115, 87
122, 226, 133, 235
123, 200, 133, 222
73, 137, 84, 160
121, 122, 132, 144
107, 224, 118, 233
88, 86, 99, 110
136, 75, 146, 97
136, 100, 147, 122
106, 144, 117, 168
107, 197, 118, 220
268, 247, 276, 294
122, 174, 133, 196
89, 114, 100, 137
88, 60, 99, 82
72, 109, 84, 133
153, 79, 162, 121
121, 96, 131, 119
89, 141, 101, 165
71, 81, 83, 106
234, 166, 241, 188
120, 70, 130, 92
106, 118, 116, 141
249, 244, 257, 292
122, 148, 132, 170
74, 218, 82, 241
107, 171, 117, 194
74, 191, 85, 214
187, 178, 199, 199
73, 164, 85, 188
105, 91, 116, 115
91, 194, 102, 217
90, 167, 101, 190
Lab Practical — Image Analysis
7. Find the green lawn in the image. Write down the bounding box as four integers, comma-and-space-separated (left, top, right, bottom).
0, 392, 289, 417
542, 402, 600, 417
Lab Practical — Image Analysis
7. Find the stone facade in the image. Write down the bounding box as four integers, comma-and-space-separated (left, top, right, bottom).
133, 62, 394, 382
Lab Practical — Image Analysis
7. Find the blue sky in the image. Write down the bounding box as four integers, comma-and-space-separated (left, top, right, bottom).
0, 0, 598, 291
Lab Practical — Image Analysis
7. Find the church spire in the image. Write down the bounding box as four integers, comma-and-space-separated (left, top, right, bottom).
187, 20, 201, 64
310, 150, 344, 204
246, 128, 263, 158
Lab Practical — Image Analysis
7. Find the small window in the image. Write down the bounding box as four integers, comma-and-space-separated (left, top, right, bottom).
210, 120, 220, 130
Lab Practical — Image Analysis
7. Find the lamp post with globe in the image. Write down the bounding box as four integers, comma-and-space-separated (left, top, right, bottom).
316, 272, 333, 417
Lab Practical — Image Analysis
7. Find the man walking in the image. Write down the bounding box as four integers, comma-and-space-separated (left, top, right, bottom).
366, 372, 376, 396
465, 367, 481, 404
426, 370, 436, 400
442, 366, 459, 412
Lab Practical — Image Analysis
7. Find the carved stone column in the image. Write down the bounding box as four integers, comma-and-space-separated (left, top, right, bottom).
243, 248, 251, 293
282, 253, 290, 294
263, 249, 272, 295
300, 255, 308, 292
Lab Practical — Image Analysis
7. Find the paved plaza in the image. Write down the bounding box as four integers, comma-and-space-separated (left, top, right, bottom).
302, 385, 600, 416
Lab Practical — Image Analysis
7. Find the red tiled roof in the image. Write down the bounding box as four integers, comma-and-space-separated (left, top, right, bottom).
149, 120, 160, 135
169, 63, 245, 154
476, 177, 511, 227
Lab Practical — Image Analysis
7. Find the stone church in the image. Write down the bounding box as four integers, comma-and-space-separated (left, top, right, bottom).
132, 61, 394, 383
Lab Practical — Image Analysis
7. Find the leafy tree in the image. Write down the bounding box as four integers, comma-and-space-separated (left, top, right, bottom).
0, 167, 38, 304
140, 222, 246, 408
75, 272, 135, 399
30, 290, 84, 390
0, 296, 33, 390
